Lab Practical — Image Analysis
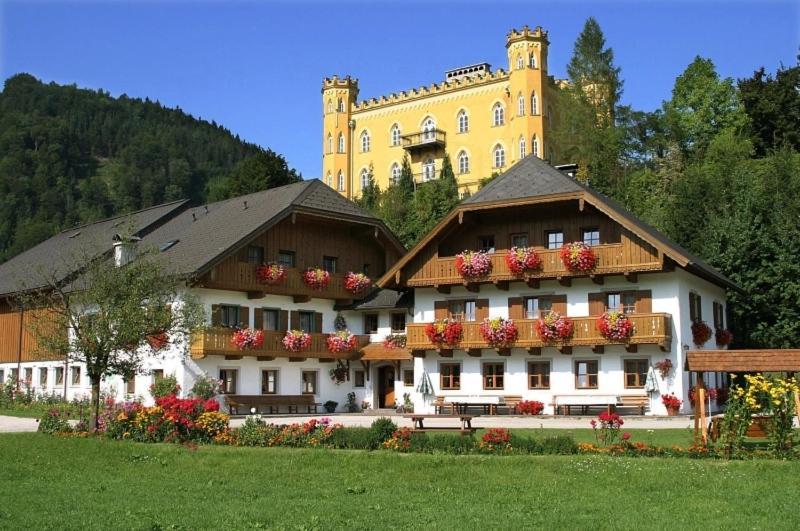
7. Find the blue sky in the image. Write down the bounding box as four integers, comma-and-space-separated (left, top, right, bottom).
2, 1, 798, 179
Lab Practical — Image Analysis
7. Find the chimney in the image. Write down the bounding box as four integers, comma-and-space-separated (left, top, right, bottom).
112, 234, 141, 267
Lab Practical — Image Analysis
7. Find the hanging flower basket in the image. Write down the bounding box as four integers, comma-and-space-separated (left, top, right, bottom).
326, 330, 357, 353
479, 317, 519, 348
715, 328, 733, 346
302, 267, 330, 290
655, 358, 673, 379
282, 330, 312, 352
455, 250, 492, 279
535, 312, 573, 342
424, 319, 463, 347
344, 272, 371, 295
691, 321, 713, 346
505, 246, 542, 275
383, 334, 407, 349
146, 331, 168, 350
329, 361, 349, 385
255, 262, 287, 285
560, 242, 597, 273
231, 328, 265, 350
597, 311, 635, 340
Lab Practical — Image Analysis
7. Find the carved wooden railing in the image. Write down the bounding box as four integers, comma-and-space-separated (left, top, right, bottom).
202, 263, 354, 300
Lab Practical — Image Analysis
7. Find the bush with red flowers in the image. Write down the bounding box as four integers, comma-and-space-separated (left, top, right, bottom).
231, 328, 264, 350
505, 246, 542, 275
535, 312, 573, 341
560, 242, 597, 273
255, 262, 287, 285
326, 330, 357, 353
282, 330, 312, 352
479, 317, 519, 348
477, 428, 512, 453
424, 319, 463, 347
516, 400, 544, 415
691, 321, 713, 346
661, 393, 682, 411
715, 328, 733, 346
590, 411, 624, 445
344, 272, 371, 294
454, 250, 492, 279
597, 310, 635, 340
302, 267, 330, 290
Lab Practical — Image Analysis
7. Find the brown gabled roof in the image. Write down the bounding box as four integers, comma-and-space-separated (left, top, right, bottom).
685, 350, 800, 372
378, 156, 740, 292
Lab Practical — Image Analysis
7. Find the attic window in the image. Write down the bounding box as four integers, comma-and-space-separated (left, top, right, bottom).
68, 231, 81, 239
159, 240, 179, 252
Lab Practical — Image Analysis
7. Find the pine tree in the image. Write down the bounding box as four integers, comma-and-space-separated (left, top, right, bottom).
410, 153, 460, 241
355, 164, 380, 214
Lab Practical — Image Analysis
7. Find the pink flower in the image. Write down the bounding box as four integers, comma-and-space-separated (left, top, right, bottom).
622, 432, 631, 441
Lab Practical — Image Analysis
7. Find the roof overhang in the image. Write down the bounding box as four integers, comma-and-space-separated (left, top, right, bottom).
685, 349, 800, 372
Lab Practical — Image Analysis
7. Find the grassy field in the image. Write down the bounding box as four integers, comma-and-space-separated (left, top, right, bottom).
1, 434, 798, 529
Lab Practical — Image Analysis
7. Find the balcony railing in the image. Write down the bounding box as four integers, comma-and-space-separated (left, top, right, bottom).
202, 263, 354, 300
190, 328, 371, 360
405, 244, 662, 287
405, 313, 671, 352
401, 129, 447, 150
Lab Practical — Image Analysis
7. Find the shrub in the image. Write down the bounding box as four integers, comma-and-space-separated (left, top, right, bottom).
324, 401, 338, 413
234, 417, 271, 447
477, 428, 512, 453
328, 427, 376, 450
508, 434, 541, 454
369, 417, 397, 446
383, 427, 413, 451
408, 432, 474, 454
539, 435, 578, 455
191, 375, 221, 400
150, 374, 180, 399
516, 400, 544, 415
37, 409, 73, 434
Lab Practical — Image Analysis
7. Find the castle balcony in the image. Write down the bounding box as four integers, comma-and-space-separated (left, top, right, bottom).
405, 313, 672, 354
190, 328, 372, 360
401, 129, 447, 151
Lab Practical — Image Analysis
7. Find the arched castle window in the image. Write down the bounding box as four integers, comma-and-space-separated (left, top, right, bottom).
326, 99, 333, 113
530, 52, 537, 68
337, 170, 344, 191
457, 151, 470, 174
516, 54, 524, 70
457, 110, 469, 133
390, 162, 400, 184
519, 136, 526, 159
338, 133, 345, 153
360, 131, 370, 153
517, 93, 525, 116
492, 103, 505, 126
422, 117, 436, 140
493, 144, 505, 168
532, 135, 539, 158
423, 158, 436, 181
531, 91, 539, 115
390, 124, 401, 146
326, 133, 332, 154
337, 98, 344, 112
326, 171, 332, 187
360, 168, 370, 190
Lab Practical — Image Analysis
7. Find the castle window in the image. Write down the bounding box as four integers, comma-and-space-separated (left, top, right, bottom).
493, 144, 505, 168
422, 117, 436, 140
390, 163, 400, 184
326, 133, 332, 154
337, 170, 345, 192
337, 133, 345, 153
360, 168, 370, 190
457, 151, 470, 174
326, 99, 332, 113
457, 110, 469, 133
516, 54, 524, 70
492, 103, 505, 126
532, 135, 540, 157
423, 159, 436, 181
337, 98, 344, 112
326, 171, 332, 187
518, 94, 525, 116
360, 131, 370, 153
531, 91, 539, 115
530, 52, 537, 69
519, 136, 526, 159
390, 124, 401, 146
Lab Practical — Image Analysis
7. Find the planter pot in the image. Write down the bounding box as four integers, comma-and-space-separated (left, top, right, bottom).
666, 406, 679, 416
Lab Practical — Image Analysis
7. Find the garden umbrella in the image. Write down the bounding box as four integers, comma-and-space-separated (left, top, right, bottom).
416, 370, 434, 396
644, 366, 659, 394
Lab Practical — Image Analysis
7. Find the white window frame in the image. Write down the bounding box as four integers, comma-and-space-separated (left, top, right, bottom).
492, 103, 505, 126
493, 145, 505, 168
457, 151, 469, 174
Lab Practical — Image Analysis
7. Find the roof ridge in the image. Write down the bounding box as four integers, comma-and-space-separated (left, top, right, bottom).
58, 199, 189, 234
196, 180, 313, 212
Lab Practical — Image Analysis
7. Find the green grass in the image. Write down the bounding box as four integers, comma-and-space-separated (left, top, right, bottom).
482, 427, 695, 446
1, 434, 799, 529
0, 402, 89, 419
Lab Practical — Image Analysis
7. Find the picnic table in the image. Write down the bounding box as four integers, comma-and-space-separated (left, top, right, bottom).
553, 394, 621, 415
403, 414, 475, 434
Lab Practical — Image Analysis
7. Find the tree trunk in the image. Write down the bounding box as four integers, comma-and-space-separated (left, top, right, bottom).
91, 376, 102, 431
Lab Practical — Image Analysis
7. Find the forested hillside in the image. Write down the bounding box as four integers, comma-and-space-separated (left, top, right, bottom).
0, 74, 300, 261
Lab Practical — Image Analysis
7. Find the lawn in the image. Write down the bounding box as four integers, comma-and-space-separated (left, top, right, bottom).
1, 434, 799, 529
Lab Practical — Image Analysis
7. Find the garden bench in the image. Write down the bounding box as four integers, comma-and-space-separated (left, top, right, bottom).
615, 395, 649, 415
499, 395, 523, 415
553, 394, 620, 415
224, 394, 321, 415
403, 414, 475, 434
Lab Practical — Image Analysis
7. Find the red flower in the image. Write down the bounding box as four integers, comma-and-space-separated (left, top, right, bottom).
622, 432, 631, 441
505, 246, 542, 275
516, 400, 544, 415
302, 268, 330, 290
661, 393, 682, 409
424, 319, 463, 347
231, 328, 264, 350
535, 312, 573, 341
560, 242, 597, 273
597, 311, 635, 340
454, 250, 492, 279
715, 328, 733, 346
255, 263, 287, 285
344, 272, 371, 294
691, 321, 713, 346
479, 318, 519, 348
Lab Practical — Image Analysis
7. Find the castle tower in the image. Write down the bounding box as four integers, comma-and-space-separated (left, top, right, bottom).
322, 76, 359, 199
506, 25, 550, 162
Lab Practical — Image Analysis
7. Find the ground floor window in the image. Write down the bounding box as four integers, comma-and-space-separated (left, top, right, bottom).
219, 368, 238, 394
482, 362, 505, 390
54, 367, 64, 386
125, 377, 135, 395
353, 369, 365, 388
575, 360, 598, 389
24, 367, 32, 385
261, 369, 278, 394
10, 368, 18, 382
440, 363, 461, 390
39, 367, 48, 387
624, 359, 648, 389
70, 366, 81, 386
302, 371, 318, 394
528, 361, 550, 389
0, 369, 4, 383
403, 369, 414, 386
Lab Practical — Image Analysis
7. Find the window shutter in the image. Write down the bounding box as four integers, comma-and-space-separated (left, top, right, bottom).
279, 310, 289, 331
290, 311, 300, 330
476, 299, 489, 321
254, 308, 263, 330
588, 293, 606, 315
314, 313, 323, 334
508, 297, 523, 320
552, 295, 567, 315
434, 301, 448, 320
239, 307, 250, 328
635, 290, 652, 314
211, 305, 221, 327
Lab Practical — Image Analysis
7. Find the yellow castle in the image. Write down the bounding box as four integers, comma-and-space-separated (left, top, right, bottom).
321, 25, 562, 198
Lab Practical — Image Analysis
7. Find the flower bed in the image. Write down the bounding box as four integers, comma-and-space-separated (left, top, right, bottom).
691, 321, 713, 346
231, 328, 264, 350
424, 319, 463, 347
454, 250, 492, 279
715, 328, 733, 346
516, 400, 544, 415
344, 272, 371, 294
560, 242, 597, 273
597, 311, 635, 340
535, 312, 573, 341
505, 246, 542, 275
282, 330, 312, 352
477, 428, 512, 453
255, 262, 287, 285
479, 317, 518, 348
302, 267, 330, 290
326, 330, 357, 353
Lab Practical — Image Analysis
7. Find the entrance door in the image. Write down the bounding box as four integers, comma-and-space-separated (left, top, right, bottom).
378, 366, 395, 408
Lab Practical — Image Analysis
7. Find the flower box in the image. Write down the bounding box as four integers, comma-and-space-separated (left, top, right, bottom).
282, 330, 311, 352
326, 330, 357, 353
535, 312, 573, 342
424, 319, 463, 347
479, 317, 519, 348
597, 311, 635, 340
383, 334, 407, 349
344, 272, 371, 295
560, 242, 597, 273
454, 250, 492, 279
230, 328, 264, 350
715, 328, 733, 347
691, 321, 713, 346
505, 246, 542, 275
255, 262, 287, 285
302, 268, 330, 290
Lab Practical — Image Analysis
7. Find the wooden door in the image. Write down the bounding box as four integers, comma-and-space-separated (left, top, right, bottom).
378, 366, 395, 408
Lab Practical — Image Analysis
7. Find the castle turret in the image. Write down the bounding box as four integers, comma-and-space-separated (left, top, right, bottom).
322, 76, 359, 199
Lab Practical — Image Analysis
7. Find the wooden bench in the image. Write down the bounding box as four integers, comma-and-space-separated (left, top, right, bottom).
224, 394, 321, 415
615, 395, 649, 415
433, 396, 453, 415
553, 395, 620, 415
403, 414, 476, 435
500, 395, 523, 415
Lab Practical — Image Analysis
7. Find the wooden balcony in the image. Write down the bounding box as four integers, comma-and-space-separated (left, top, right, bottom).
201, 263, 355, 301
401, 129, 446, 151
406, 243, 662, 288
405, 313, 672, 353
190, 328, 371, 360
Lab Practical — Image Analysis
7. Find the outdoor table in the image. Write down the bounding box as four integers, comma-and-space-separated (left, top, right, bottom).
445, 395, 503, 415
553, 394, 621, 415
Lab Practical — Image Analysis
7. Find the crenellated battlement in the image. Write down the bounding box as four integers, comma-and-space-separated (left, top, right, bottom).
322, 75, 359, 92
506, 24, 548, 46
